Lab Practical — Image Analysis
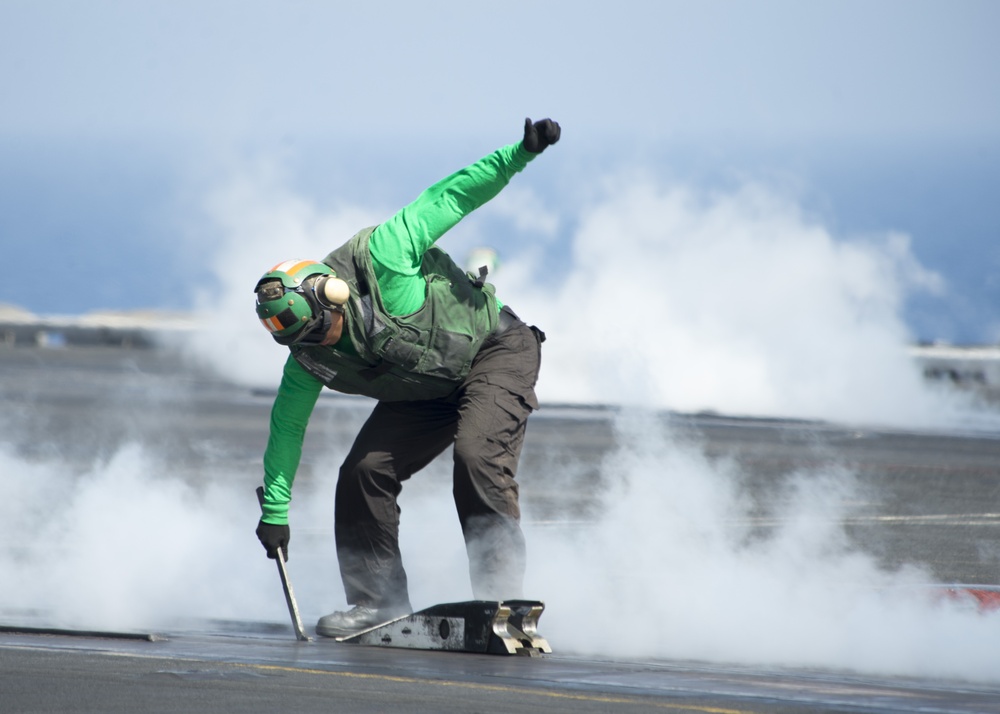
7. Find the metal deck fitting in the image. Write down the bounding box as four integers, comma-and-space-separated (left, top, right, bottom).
336, 600, 551, 656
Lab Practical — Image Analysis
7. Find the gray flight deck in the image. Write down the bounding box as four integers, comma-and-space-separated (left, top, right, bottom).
2, 345, 999, 713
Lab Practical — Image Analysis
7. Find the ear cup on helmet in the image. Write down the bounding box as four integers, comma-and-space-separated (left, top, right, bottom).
316, 276, 350, 308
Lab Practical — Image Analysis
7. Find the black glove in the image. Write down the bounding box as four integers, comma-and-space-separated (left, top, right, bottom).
256, 519, 290, 561
523, 117, 561, 153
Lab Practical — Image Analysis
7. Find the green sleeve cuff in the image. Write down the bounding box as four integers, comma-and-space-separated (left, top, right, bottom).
260, 498, 289, 525
515, 141, 538, 166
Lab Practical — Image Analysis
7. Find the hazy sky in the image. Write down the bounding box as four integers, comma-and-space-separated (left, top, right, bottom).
1, 0, 999, 343
2, 0, 998, 145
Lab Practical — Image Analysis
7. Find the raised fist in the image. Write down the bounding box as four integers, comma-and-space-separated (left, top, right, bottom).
523, 118, 561, 153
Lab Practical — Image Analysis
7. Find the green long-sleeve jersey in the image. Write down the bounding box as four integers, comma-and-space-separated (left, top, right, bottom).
259, 142, 536, 524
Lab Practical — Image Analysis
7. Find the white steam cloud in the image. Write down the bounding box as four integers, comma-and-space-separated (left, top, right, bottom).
500, 174, 961, 426
4, 413, 998, 682
1, 445, 275, 630
185, 161, 977, 427
526, 411, 1000, 682
3, 159, 997, 687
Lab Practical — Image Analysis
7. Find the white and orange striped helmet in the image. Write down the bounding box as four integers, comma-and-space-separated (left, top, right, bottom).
254, 259, 346, 345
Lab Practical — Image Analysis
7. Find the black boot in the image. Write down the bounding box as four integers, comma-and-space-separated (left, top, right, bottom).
316, 604, 410, 638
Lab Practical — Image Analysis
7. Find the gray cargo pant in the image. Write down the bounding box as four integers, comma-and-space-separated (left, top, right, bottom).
334, 310, 543, 611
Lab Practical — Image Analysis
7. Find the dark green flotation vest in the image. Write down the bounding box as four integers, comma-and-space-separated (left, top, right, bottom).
289, 227, 500, 401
